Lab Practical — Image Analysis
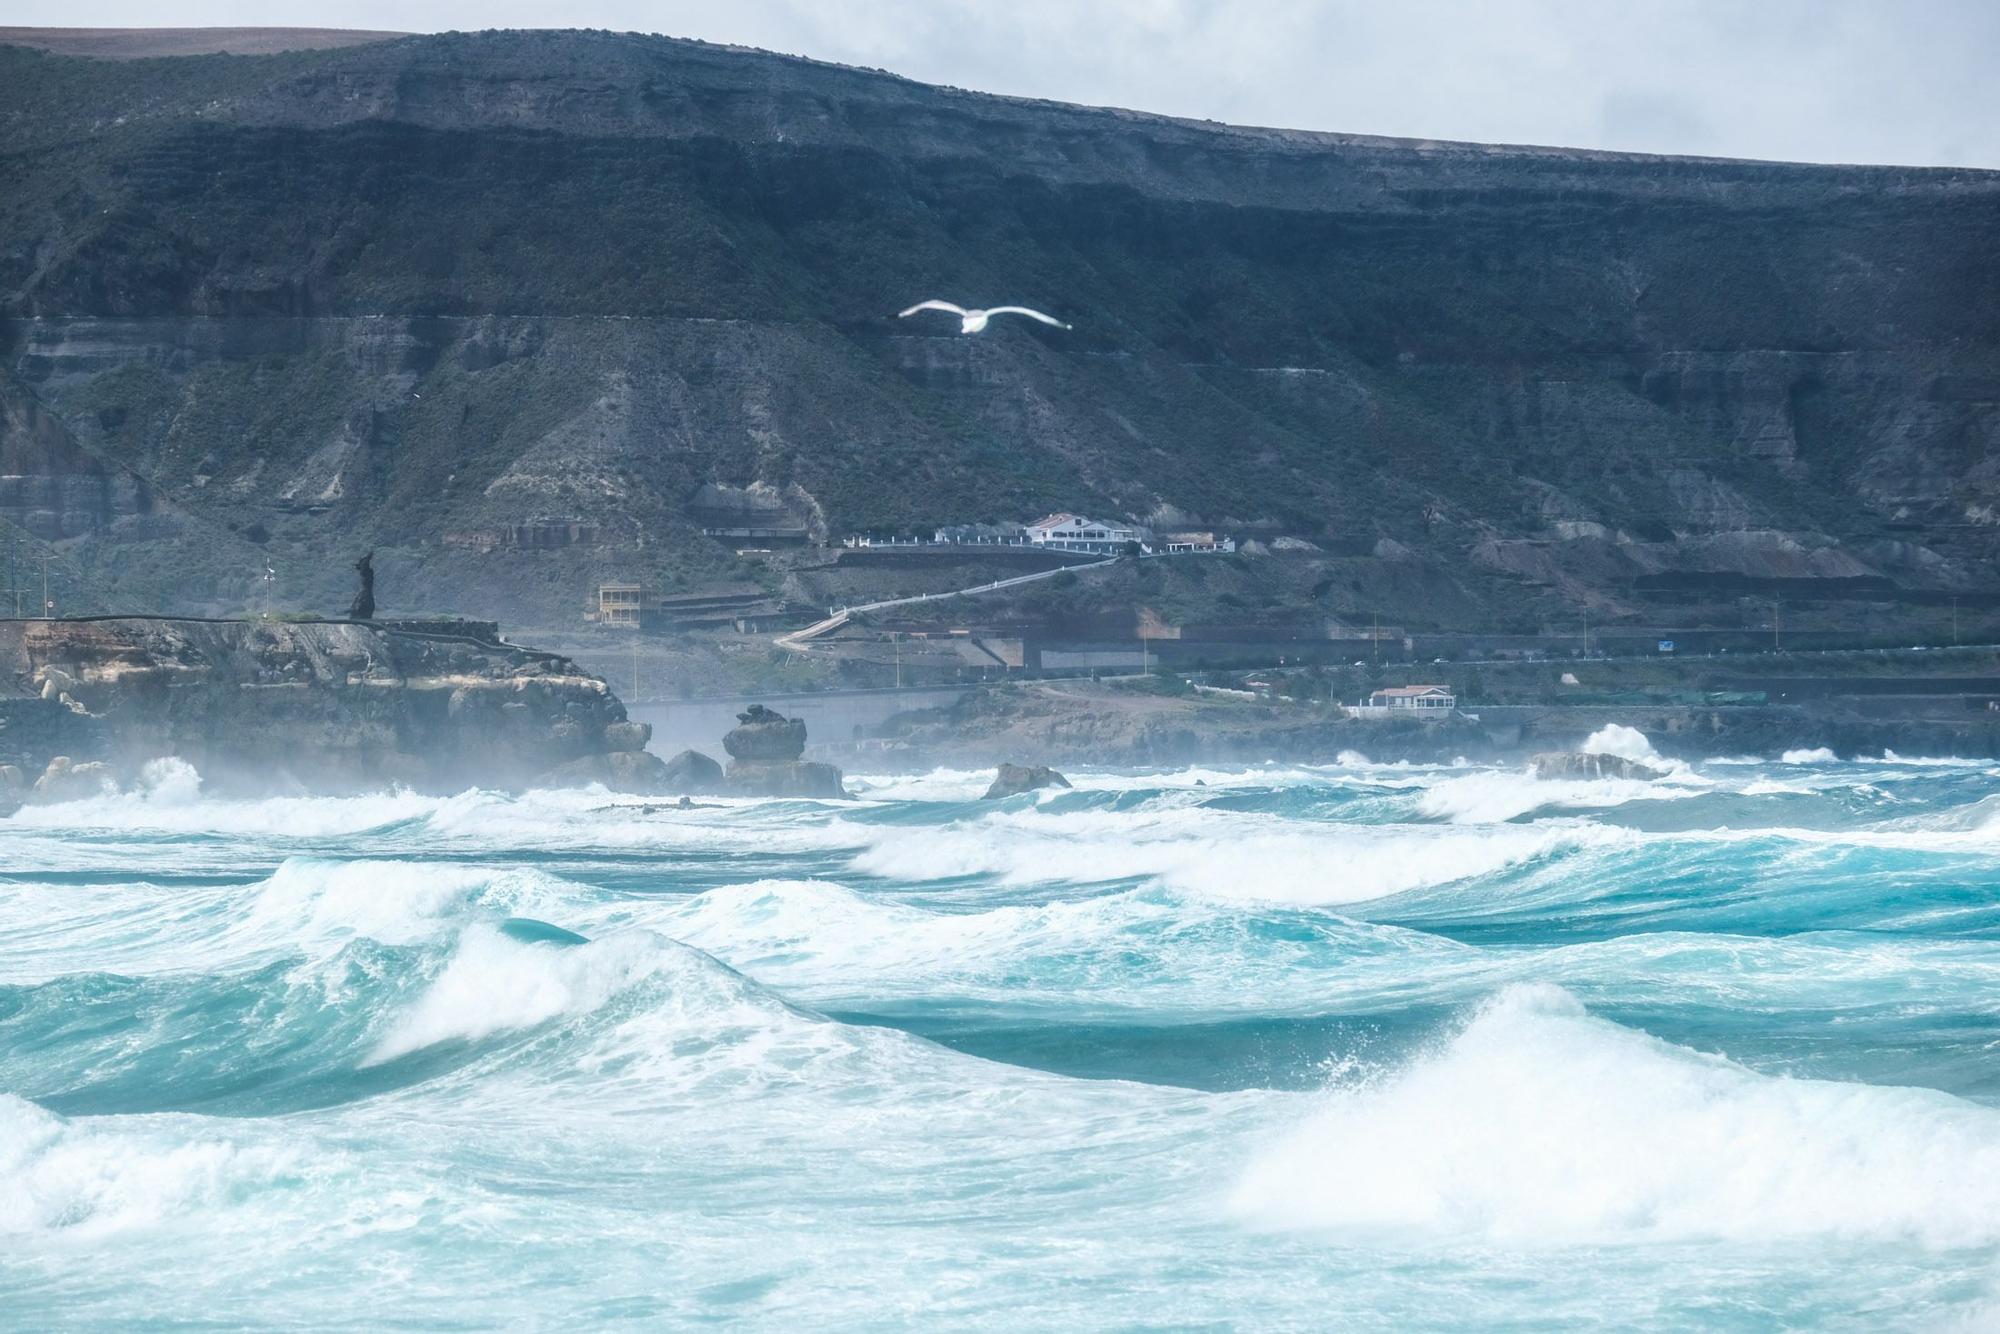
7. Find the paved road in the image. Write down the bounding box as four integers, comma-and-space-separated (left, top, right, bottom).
777, 554, 1125, 651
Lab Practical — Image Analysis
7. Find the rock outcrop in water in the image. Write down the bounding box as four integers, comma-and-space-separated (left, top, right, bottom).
0, 616, 652, 794
659, 748, 725, 794
28, 754, 114, 803
721, 704, 846, 798
982, 763, 1072, 800
1530, 751, 1665, 782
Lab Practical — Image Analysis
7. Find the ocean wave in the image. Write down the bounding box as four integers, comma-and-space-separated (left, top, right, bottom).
1232, 983, 2000, 1245
0, 1095, 304, 1238
845, 805, 1608, 904
5, 783, 445, 838
367, 925, 679, 1064
243, 858, 546, 949
656, 877, 1461, 1012
1414, 770, 1705, 824
653, 877, 2000, 1031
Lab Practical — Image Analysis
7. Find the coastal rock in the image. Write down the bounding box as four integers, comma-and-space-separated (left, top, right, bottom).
725, 759, 848, 799
537, 750, 672, 794
719, 704, 846, 796
29, 756, 115, 804
1530, 751, 1665, 782
603, 720, 652, 753
659, 748, 725, 793
982, 763, 1072, 800
723, 704, 808, 763
0, 617, 647, 794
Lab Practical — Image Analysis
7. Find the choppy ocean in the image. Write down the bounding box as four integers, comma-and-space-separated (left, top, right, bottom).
6, 726, 2000, 1329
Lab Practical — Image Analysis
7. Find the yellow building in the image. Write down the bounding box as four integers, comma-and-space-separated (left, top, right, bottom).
591, 583, 657, 628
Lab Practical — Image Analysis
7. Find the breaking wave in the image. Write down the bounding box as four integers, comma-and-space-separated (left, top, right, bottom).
1233, 984, 2000, 1246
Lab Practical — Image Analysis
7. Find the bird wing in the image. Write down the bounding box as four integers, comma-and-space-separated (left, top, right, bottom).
983, 306, 1072, 329
898, 300, 969, 318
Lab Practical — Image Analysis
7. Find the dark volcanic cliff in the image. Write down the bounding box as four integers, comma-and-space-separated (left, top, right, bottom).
0, 29, 1996, 624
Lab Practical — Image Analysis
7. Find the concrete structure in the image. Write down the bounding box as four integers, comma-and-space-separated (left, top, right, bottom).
1160, 531, 1236, 554
932, 523, 1028, 546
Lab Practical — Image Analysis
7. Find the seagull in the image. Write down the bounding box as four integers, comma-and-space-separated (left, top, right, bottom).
898, 300, 1072, 334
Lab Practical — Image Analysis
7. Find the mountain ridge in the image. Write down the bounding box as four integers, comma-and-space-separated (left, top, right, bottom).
0, 27, 1996, 634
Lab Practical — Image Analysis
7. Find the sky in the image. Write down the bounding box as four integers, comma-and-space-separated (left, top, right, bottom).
8, 0, 1997, 168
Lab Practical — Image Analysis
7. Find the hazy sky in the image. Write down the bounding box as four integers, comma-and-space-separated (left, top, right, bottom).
11, 0, 1997, 168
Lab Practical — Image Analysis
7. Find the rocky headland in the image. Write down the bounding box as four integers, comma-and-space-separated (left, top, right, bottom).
0, 615, 658, 799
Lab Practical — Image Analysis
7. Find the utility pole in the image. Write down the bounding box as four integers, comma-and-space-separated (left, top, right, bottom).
1772, 599, 1780, 653
6, 535, 14, 618
1953, 596, 1960, 647
893, 632, 902, 689
1372, 611, 1380, 666
40, 552, 51, 620
632, 633, 641, 702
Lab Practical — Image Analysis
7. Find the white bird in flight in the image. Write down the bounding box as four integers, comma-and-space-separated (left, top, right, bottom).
898, 300, 1072, 334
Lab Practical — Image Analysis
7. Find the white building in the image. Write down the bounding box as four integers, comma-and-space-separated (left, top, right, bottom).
1023, 513, 1147, 554
1367, 684, 1456, 711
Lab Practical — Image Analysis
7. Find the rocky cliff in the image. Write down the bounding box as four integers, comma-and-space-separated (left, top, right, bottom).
0, 29, 1995, 627
0, 615, 650, 792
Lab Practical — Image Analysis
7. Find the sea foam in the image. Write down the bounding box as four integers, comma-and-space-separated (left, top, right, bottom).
0, 1095, 301, 1238
1233, 984, 2000, 1246
846, 805, 1606, 904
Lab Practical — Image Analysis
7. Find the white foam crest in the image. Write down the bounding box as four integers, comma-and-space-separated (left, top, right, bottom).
843, 767, 998, 802
4, 786, 444, 837
662, 878, 1166, 983
368, 925, 676, 1063
844, 762, 1400, 803
1234, 983, 2000, 1246
1581, 723, 1660, 764
1780, 747, 1839, 765
654, 878, 1466, 1013
847, 805, 1608, 904
1878, 750, 1995, 767
420, 787, 866, 856
1416, 770, 1702, 823
0, 1095, 301, 1238
241, 858, 576, 950
363, 924, 908, 1106
1738, 779, 1815, 796
1064, 763, 1405, 793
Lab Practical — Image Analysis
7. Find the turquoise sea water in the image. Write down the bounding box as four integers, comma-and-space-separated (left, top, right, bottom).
6, 732, 2000, 1328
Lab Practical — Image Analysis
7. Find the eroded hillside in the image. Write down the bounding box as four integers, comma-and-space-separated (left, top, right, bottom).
1, 29, 1996, 625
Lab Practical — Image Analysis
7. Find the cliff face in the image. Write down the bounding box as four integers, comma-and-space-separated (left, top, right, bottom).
0, 616, 649, 792
0, 30, 1996, 624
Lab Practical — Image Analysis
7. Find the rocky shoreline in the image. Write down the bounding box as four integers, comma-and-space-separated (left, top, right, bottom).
852, 681, 2000, 768
0, 616, 652, 800
7, 618, 1993, 813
